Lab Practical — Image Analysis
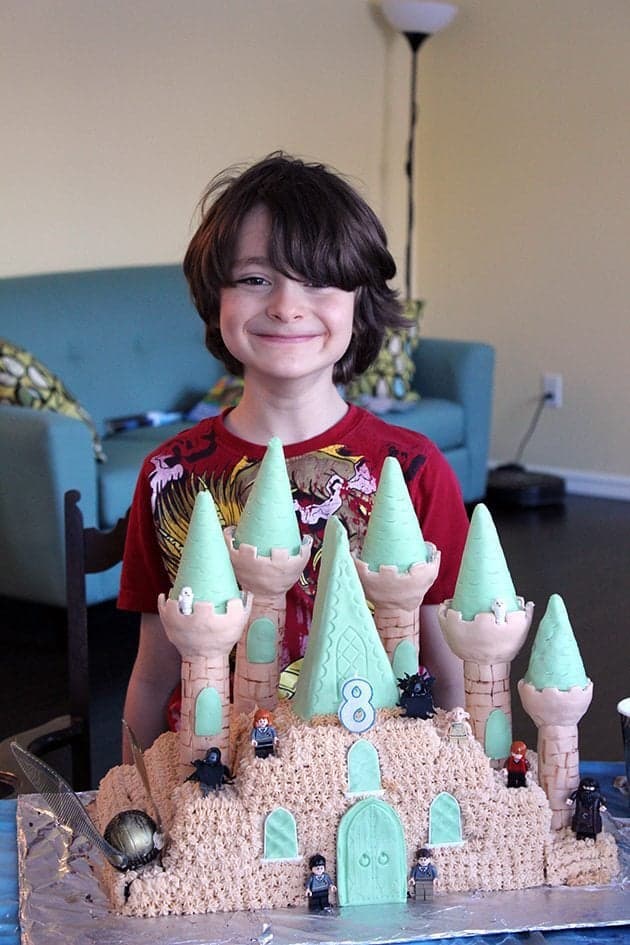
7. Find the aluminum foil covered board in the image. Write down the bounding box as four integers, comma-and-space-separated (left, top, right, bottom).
16, 794, 629, 945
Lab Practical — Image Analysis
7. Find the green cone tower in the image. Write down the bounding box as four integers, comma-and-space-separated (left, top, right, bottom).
293, 515, 400, 720
354, 456, 440, 673
518, 594, 593, 829
159, 490, 251, 776
226, 437, 312, 714
439, 503, 533, 758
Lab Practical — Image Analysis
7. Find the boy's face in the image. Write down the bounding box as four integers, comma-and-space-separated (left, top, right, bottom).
220, 205, 355, 387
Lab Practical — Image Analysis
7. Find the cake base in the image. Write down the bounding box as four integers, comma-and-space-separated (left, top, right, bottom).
94, 705, 619, 918
17, 792, 629, 945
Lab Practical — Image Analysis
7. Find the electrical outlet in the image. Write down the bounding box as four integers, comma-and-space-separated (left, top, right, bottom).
542, 372, 563, 408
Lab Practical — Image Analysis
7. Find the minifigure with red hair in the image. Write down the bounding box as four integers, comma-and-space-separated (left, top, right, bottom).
504, 740, 530, 788
251, 709, 279, 758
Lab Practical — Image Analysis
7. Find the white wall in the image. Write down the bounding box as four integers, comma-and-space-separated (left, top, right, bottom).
2, 0, 629, 491
1, 0, 388, 272
396, 0, 630, 490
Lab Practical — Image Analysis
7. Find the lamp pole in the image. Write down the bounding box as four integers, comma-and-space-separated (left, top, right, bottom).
381, 1, 458, 301
404, 33, 429, 302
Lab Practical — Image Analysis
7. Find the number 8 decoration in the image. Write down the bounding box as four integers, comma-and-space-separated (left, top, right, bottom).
338, 678, 376, 734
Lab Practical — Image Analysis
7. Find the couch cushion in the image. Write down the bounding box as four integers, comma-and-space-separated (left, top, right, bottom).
0, 267, 221, 432
186, 374, 244, 422
382, 398, 465, 452
98, 421, 194, 527
0, 339, 107, 462
99, 401, 465, 528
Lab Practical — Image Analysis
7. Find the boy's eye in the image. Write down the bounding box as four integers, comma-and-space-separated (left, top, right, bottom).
235, 276, 270, 286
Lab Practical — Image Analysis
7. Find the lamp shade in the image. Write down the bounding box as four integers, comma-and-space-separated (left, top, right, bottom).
381, 0, 457, 35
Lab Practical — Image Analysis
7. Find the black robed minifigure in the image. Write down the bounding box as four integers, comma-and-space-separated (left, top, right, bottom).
186, 747, 233, 795
567, 777, 607, 840
398, 666, 436, 720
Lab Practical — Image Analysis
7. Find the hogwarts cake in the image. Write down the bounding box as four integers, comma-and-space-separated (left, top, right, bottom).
94, 441, 619, 916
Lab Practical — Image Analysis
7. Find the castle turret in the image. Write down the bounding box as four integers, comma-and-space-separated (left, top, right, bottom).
292, 515, 400, 720
226, 437, 312, 714
438, 503, 533, 757
158, 490, 251, 777
353, 457, 440, 673
518, 594, 592, 829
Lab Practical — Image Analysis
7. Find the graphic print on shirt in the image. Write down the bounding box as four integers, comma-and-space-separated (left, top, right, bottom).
143, 420, 430, 662
149, 444, 375, 582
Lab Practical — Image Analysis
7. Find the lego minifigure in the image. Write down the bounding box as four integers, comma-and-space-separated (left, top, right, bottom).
251, 709, 279, 758
504, 740, 530, 788
447, 706, 473, 741
409, 848, 438, 901
398, 666, 436, 720
491, 597, 507, 624
185, 747, 233, 794
567, 777, 607, 840
305, 853, 336, 912
177, 585, 194, 615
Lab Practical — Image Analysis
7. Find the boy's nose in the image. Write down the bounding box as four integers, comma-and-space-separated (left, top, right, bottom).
266, 278, 304, 321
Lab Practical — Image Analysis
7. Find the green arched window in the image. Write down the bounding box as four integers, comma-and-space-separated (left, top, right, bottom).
392, 640, 417, 681
263, 807, 299, 861
247, 617, 276, 664
347, 740, 382, 794
194, 687, 222, 736
428, 792, 463, 847
485, 708, 512, 759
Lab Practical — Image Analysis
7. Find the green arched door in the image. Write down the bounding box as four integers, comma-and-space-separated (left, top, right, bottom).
337, 798, 407, 906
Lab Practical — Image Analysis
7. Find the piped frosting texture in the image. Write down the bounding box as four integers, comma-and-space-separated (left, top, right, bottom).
524, 593, 589, 691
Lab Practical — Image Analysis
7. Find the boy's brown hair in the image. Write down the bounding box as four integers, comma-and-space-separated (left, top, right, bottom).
183, 152, 405, 384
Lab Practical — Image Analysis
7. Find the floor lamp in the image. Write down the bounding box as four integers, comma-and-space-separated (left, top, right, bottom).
381, 1, 457, 301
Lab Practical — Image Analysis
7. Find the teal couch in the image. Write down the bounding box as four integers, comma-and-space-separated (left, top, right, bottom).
0, 266, 494, 608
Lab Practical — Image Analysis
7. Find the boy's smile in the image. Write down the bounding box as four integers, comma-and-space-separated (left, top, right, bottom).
219, 205, 355, 387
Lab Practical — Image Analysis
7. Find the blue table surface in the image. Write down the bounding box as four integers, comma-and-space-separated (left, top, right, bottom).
0, 763, 627, 945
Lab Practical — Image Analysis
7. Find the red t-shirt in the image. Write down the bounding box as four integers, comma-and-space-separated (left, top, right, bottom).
119, 404, 469, 664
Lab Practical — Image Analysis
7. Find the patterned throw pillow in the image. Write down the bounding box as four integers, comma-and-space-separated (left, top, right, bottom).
0, 339, 107, 462
187, 374, 245, 422
345, 299, 424, 413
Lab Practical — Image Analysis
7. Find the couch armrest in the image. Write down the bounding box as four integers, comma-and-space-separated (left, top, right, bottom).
0, 406, 99, 606
412, 338, 495, 502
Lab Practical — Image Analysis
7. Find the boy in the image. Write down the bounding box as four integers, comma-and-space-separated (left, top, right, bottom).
120, 153, 469, 758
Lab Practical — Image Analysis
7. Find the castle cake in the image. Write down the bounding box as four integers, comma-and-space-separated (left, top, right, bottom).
94, 441, 619, 916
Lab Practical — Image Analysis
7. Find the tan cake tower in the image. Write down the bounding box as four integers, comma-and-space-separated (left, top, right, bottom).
518, 593, 593, 829
353, 456, 440, 672
438, 503, 533, 759
226, 437, 312, 715
158, 490, 252, 777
